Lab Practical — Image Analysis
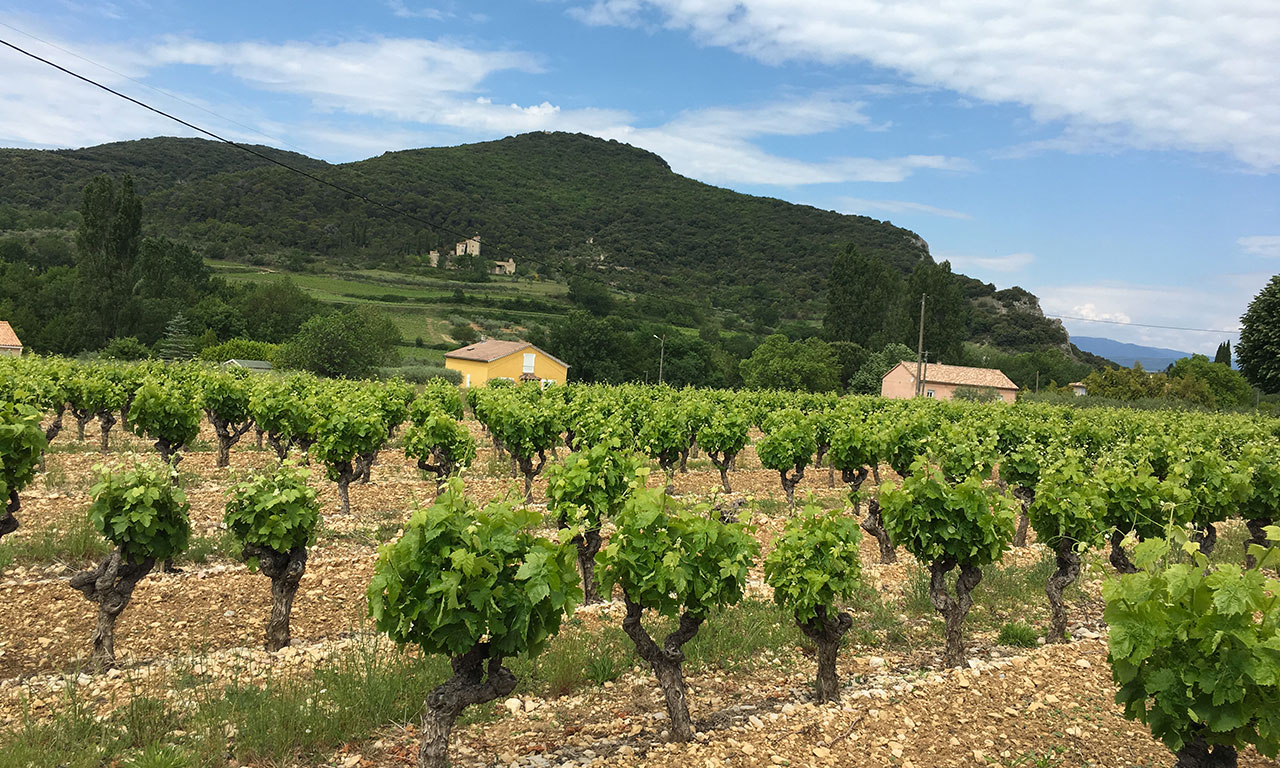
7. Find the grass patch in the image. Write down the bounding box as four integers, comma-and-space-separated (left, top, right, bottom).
997, 621, 1041, 647
178, 530, 241, 565
901, 550, 1081, 638
0, 635, 449, 768
751, 498, 788, 517
0, 515, 112, 568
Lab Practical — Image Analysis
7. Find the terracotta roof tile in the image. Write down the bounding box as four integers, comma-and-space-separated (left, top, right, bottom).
895, 360, 1018, 390
444, 339, 532, 362
444, 340, 570, 369
0, 321, 21, 349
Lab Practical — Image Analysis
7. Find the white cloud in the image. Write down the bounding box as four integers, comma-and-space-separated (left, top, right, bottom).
569, 0, 1280, 170
1238, 235, 1280, 258
838, 197, 970, 220
597, 97, 970, 185
0, 31, 193, 148
944, 251, 1034, 274
1033, 272, 1268, 353
386, 1, 447, 20
0, 26, 969, 183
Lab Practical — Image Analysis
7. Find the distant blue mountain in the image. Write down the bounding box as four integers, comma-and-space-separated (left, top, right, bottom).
1071, 336, 1196, 371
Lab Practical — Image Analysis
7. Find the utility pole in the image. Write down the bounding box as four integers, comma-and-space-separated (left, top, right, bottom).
1035, 370, 1040, 394
915, 293, 927, 396
653, 334, 666, 385
921, 352, 930, 397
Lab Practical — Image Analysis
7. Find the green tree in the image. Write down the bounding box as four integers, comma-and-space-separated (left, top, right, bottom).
75, 175, 142, 344
822, 245, 908, 348
367, 481, 580, 768
739, 335, 840, 392
100, 336, 152, 361
847, 342, 915, 395
155, 312, 196, 361
278, 307, 402, 378
567, 276, 615, 316
1237, 275, 1280, 394
1214, 340, 1232, 366
906, 260, 968, 364
1169, 354, 1253, 408
239, 278, 325, 343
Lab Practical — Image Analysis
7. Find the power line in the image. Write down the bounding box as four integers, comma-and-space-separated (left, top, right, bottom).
0, 21, 311, 157
3, 34, 1241, 338
1046, 314, 1239, 335
0, 35, 718, 315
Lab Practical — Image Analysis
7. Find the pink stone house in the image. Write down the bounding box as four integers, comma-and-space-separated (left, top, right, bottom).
0, 321, 22, 356
880, 360, 1019, 403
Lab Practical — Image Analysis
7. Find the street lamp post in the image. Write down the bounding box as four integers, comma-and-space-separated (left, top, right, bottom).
653, 334, 666, 385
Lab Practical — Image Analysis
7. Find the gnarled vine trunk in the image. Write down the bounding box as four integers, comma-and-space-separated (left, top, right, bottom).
1012, 487, 1034, 547
246, 544, 308, 651
416, 454, 456, 491
797, 605, 853, 702
418, 643, 517, 768
355, 450, 378, 484
1, 489, 19, 540
336, 463, 354, 515
1110, 535, 1139, 574
97, 410, 116, 453
1175, 735, 1238, 768
69, 549, 155, 669
155, 440, 183, 476
45, 405, 65, 444
1045, 539, 1081, 642
861, 498, 897, 564
209, 414, 253, 468
1193, 522, 1218, 556
574, 528, 603, 604
928, 558, 982, 667
1245, 517, 1274, 569
779, 466, 804, 508
515, 451, 547, 503
266, 431, 290, 461
255, 427, 265, 450
621, 593, 704, 742
708, 451, 736, 493
74, 408, 93, 441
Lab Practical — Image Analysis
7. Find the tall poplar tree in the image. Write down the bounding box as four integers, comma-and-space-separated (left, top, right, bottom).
906, 260, 967, 364
76, 175, 142, 344
822, 245, 907, 348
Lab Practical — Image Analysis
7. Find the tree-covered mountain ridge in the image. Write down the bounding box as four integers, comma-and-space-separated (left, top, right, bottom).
0, 131, 1069, 354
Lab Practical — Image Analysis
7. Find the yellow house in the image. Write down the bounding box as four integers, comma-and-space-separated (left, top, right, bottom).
444, 339, 569, 388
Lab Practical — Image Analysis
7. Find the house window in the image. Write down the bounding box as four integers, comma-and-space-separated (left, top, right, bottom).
523, 353, 536, 374
926, 389, 936, 398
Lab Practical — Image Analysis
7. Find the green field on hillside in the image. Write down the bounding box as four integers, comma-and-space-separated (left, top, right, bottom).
208, 260, 574, 350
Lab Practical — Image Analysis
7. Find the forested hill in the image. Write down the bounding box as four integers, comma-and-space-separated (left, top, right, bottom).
0, 138, 325, 212
0, 132, 931, 312
0, 131, 1077, 358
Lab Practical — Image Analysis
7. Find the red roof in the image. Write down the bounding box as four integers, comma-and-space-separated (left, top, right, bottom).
0, 321, 21, 349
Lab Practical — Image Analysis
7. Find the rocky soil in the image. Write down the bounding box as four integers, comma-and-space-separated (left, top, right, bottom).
2, 422, 1272, 767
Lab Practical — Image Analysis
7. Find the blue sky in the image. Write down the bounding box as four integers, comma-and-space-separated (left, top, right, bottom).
1, 0, 1277, 354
